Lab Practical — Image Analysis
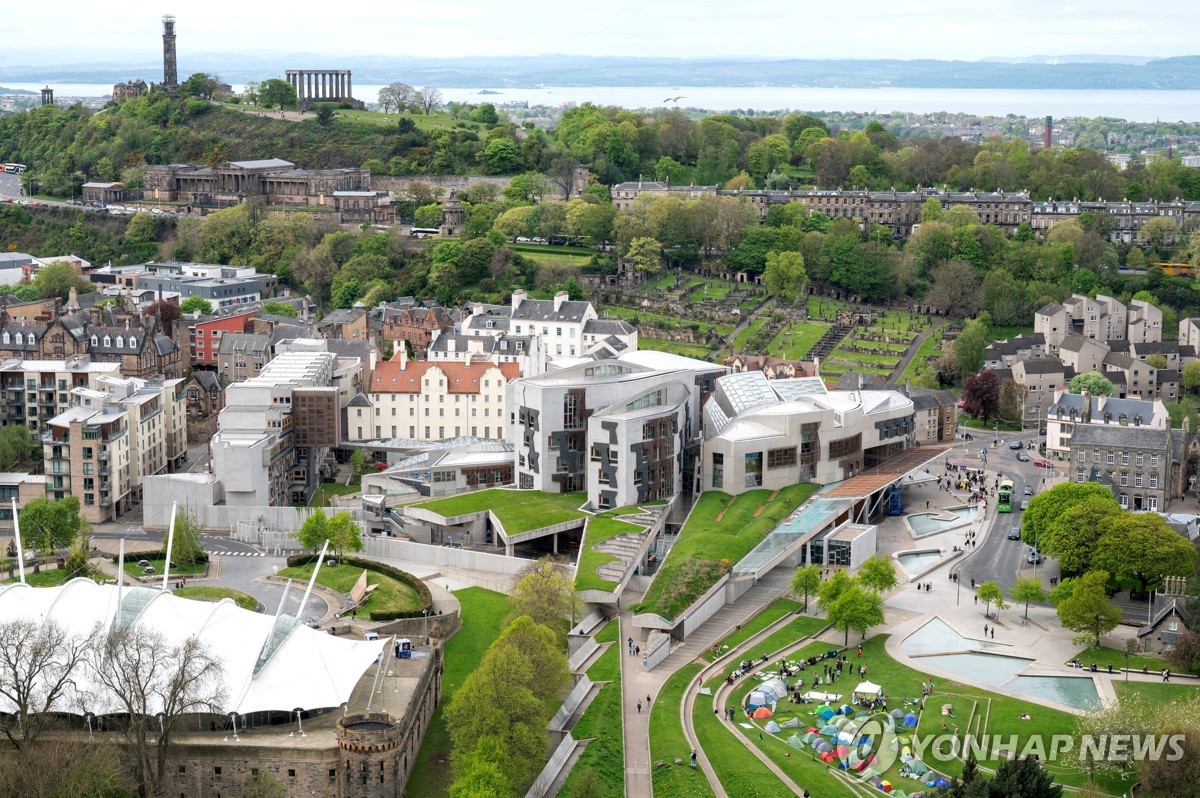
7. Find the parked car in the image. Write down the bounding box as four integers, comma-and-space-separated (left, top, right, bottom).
1008, 526, 1022, 540
1016, 452, 1030, 462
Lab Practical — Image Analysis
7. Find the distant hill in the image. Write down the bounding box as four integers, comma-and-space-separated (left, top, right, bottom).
0, 86, 36, 95
5, 55, 1200, 89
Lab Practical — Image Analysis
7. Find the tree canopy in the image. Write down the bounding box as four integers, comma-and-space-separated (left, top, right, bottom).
1068, 371, 1115, 397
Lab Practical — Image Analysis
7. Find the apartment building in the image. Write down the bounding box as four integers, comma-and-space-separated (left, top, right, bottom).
0, 357, 122, 440
43, 374, 187, 523
180, 310, 257, 370
217, 333, 270, 384
352, 349, 519, 443
379, 301, 460, 357
507, 351, 725, 509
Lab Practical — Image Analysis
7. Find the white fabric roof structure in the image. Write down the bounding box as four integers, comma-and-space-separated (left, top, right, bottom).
853, 681, 883, 696
0, 579, 383, 716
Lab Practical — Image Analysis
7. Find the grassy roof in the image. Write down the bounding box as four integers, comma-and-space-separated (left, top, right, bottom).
412, 488, 588, 535
632, 483, 816, 621
574, 502, 666, 593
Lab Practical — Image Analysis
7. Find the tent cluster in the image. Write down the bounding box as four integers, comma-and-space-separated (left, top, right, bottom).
784, 714, 879, 774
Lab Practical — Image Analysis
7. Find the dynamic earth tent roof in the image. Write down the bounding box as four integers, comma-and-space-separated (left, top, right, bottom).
0, 578, 384, 716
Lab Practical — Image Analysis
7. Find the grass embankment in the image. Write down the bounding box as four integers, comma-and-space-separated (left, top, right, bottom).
1114, 681, 1198, 708
561, 622, 623, 797
650, 664, 716, 798
1, 569, 99, 587
601, 305, 734, 338
732, 315, 772, 353
704, 598, 802, 661
1068, 645, 1172, 674
276, 562, 422, 616
407, 587, 511, 798
575, 504, 664, 593
634, 484, 817, 621
174, 586, 258, 611
123, 558, 206, 578
304, 480, 360, 507
766, 320, 831, 361
730, 636, 1126, 794
902, 324, 947, 382
639, 338, 716, 360
412, 488, 587, 534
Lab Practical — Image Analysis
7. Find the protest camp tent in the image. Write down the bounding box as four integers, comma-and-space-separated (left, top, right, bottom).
819, 707, 836, 721
752, 706, 774, 719
764, 720, 782, 734
747, 690, 769, 709
787, 734, 805, 749
758, 677, 788, 703
902, 712, 919, 727
778, 717, 802, 728
853, 681, 883, 696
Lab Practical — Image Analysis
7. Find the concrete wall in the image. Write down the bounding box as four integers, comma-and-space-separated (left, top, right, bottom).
362, 535, 530, 593
373, 175, 515, 198
681, 573, 731, 639
525, 734, 578, 798
143, 475, 314, 531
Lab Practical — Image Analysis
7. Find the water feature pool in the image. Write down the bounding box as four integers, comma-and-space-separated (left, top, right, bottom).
896, 550, 942, 576
1007, 676, 1100, 711
915, 652, 1033, 686
902, 618, 1007, 655
907, 506, 975, 537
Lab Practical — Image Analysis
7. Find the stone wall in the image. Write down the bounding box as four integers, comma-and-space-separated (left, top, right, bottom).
372, 174, 569, 200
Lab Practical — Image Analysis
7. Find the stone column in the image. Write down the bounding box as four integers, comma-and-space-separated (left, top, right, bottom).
346, 71, 352, 101
323, 72, 329, 99
339, 72, 345, 98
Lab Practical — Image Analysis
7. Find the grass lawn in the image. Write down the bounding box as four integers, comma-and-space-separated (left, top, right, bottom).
508, 246, 593, 271
732, 315, 772, 352
1068, 645, 1172, 674
304, 480, 359, 508
276, 562, 422, 616
902, 325, 947, 382
1114, 680, 1198, 708
961, 418, 1023, 432
595, 619, 620, 644
633, 484, 817, 621
650, 663, 716, 798
321, 107, 484, 134
407, 587, 511, 798
692, 694, 798, 798
174, 586, 259, 611
123, 558, 206, 578
2, 568, 98, 587
412, 488, 587, 534
747, 616, 831, 659
767, 321, 831, 361
601, 305, 734, 337
640, 338, 716, 361
705, 598, 802, 661
575, 505, 657, 593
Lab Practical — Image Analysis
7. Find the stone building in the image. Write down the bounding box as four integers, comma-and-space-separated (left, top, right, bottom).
379, 301, 460, 357
334, 190, 396, 225
111, 79, 147, 103
143, 159, 375, 213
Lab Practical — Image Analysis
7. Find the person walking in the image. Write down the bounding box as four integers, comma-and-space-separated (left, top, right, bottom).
990, 628, 995, 639
646, 693, 652, 708
636, 699, 642, 714
984, 624, 988, 636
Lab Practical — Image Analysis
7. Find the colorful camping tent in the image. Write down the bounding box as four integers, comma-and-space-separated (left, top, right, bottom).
747, 690, 769, 709
752, 707, 774, 719
902, 713, 918, 727
764, 720, 782, 734
786, 734, 804, 749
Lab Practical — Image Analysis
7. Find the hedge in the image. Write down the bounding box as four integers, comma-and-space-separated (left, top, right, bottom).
285, 553, 433, 620
110, 549, 209, 565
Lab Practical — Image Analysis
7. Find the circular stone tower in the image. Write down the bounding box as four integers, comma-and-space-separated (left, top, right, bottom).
337, 713, 403, 798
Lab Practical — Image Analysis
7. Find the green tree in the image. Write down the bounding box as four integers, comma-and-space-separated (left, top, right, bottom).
926, 261, 983, 317
626, 236, 663, 277
169, 508, 204, 566
976, 581, 1008, 619
1057, 570, 1121, 647
32, 261, 92, 302
1184, 360, 1200, 394
1009, 577, 1047, 620
856, 555, 898, 594
953, 315, 991, 379
790, 565, 822, 613
817, 568, 853, 612
295, 509, 362, 557
415, 203, 443, 228
1021, 482, 1117, 552
0, 424, 38, 471
180, 295, 213, 315
986, 755, 1063, 798
509, 558, 579, 635
826, 583, 885, 645
1092, 513, 1197, 596
1038, 496, 1121, 575
124, 212, 158, 246
482, 138, 519, 174
20, 496, 86, 555
762, 250, 807, 300
1068, 371, 1114, 397
315, 104, 335, 127
257, 78, 296, 109
238, 768, 287, 798
261, 300, 298, 318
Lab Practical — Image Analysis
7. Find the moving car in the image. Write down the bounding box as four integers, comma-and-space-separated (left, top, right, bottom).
1020, 500, 1029, 511
1026, 547, 1041, 564
1009, 441, 1022, 450
1016, 452, 1030, 462
1033, 459, 1052, 468
1008, 526, 1022, 540
1024, 485, 1035, 495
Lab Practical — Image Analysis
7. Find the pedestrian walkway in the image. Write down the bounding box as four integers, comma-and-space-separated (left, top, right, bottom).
620, 569, 795, 797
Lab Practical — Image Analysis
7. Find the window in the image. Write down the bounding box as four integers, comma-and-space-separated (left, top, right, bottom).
1092, 449, 1100, 463
1076, 469, 1085, 482
767, 447, 798, 469
1106, 451, 1114, 464
712, 452, 723, 489
1135, 453, 1144, 467
744, 452, 763, 488
1151, 454, 1159, 468
1148, 496, 1159, 511
563, 393, 581, 429
1134, 473, 1143, 488
1121, 452, 1129, 465
1149, 474, 1158, 488
214, 767, 222, 776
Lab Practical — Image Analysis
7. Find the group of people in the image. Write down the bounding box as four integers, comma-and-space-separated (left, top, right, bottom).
915, 581, 933, 592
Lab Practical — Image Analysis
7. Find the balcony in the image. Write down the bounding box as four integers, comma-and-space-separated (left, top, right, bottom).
100, 481, 112, 492
100, 498, 112, 507
99, 466, 110, 477
99, 452, 110, 462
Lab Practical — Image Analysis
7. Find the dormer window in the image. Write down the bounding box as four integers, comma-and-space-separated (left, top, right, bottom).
91, 335, 98, 346
129, 336, 137, 348
0, 332, 7, 344
14, 333, 22, 345
103, 336, 111, 347
28, 335, 35, 346
116, 336, 124, 349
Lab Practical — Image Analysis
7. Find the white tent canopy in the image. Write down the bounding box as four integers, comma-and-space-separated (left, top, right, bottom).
853, 681, 883, 696
0, 579, 384, 716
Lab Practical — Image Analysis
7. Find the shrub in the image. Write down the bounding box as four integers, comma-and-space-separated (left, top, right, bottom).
284, 553, 432, 620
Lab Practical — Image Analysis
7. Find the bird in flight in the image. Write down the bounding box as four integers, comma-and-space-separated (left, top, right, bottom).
663, 96, 685, 103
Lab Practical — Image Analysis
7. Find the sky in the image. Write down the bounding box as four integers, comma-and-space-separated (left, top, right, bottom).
3, 0, 1199, 63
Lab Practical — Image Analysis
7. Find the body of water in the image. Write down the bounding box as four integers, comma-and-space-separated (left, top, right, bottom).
7, 83, 1200, 122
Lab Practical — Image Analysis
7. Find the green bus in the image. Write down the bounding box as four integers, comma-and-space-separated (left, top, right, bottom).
997, 479, 1014, 513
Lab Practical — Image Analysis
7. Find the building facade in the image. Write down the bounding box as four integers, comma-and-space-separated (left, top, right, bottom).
142, 159, 376, 213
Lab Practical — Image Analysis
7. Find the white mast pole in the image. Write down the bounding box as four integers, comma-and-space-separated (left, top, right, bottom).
11, 499, 25, 584
298, 540, 328, 621
161, 501, 177, 591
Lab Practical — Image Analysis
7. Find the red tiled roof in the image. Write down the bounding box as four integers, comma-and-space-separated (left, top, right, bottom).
370, 359, 521, 394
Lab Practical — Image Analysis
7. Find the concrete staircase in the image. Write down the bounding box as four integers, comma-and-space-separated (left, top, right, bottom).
805, 323, 851, 360
588, 508, 667, 585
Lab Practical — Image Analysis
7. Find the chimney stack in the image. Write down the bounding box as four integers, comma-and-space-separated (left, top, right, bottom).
553, 291, 568, 312
398, 341, 407, 370
1044, 116, 1053, 151
511, 289, 527, 310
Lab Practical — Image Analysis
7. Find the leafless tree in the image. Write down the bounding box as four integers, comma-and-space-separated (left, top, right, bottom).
86, 628, 225, 798
416, 87, 443, 114
547, 155, 582, 200
0, 619, 89, 750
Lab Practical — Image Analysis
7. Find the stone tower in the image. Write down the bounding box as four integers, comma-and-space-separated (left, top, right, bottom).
337, 713, 403, 798
440, 196, 465, 238
162, 15, 178, 90
40, 87, 54, 106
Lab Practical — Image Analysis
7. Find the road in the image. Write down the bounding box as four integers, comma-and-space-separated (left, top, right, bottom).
888, 321, 944, 382
953, 431, 1063, 592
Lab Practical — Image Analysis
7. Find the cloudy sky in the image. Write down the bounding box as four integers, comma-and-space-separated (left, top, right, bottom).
3, 0, 1196, 62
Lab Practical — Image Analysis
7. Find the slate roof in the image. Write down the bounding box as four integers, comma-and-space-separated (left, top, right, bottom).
218, 333, 270, 356
509, 298, 591, 323
1037, 303, 1065, 316
1048, 392, 1153, 419
1017, 359, 1068, 374
193, 371, 220, 392
228, 158, 295, 170
1071, 422, 1170, 450
583, 318, 636, 336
